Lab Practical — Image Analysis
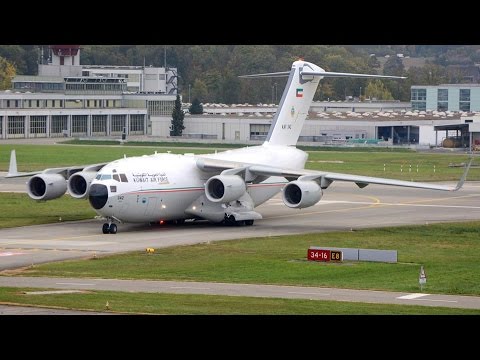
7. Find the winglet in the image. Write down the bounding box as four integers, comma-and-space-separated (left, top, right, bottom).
7, 150, 18, 177
452, 157, 474, 191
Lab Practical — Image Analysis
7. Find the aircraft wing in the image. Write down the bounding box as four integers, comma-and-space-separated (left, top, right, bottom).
197, 156, 473, 192
5, 150, 107, 179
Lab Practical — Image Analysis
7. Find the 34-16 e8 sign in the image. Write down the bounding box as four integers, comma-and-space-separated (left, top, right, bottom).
307, 248, 343, 262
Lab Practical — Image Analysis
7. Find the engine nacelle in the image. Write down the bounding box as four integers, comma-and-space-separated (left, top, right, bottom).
27, 174, 67, 201
68, 171, 97, 199
205, 175, 246, 203
282, 180, 323, 209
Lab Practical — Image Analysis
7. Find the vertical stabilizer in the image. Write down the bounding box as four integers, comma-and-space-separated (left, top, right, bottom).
8, 150, 18, 176
265, 61, 322, 146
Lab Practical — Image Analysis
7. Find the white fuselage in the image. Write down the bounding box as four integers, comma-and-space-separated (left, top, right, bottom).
89, 144, 308, 223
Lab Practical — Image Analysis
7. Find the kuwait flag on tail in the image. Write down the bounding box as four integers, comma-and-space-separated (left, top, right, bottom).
296, 88, 303, 97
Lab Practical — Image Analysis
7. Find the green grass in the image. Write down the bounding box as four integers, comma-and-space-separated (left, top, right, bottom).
305, 151, 477, 181
0, 144, 214, 172
1, 143, 477, 180
20, 221, 480, 296
60, 139, 242, 149
1, 287, 478, 314
0, 193, 95, 228
63, 139, 413, 152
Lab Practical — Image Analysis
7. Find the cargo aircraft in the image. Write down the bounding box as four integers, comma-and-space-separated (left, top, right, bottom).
6, 60, 472, 234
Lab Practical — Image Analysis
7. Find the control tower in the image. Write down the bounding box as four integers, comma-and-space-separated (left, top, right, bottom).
38, 45, 82, 77
50, 45, 81, 66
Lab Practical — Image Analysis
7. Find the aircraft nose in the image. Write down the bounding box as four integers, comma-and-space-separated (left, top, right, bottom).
89, 184, 109, 209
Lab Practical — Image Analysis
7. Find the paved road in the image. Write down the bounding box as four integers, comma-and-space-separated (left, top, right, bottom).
0, 304, 110, 315
1, 180, 480, 270
1, 276, 479, 310
1, 175, 480, 313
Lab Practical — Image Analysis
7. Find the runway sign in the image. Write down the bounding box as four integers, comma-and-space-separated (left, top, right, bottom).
307, 248, 343, 262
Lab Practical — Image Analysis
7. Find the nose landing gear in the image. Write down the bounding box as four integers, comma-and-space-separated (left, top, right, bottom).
102, 218, 118, 234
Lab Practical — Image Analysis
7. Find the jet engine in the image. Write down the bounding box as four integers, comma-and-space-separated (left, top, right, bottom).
205, 175, 246, 203
282, 180, 322, 209
27, 174, 67, 201
68, 171, 97, 199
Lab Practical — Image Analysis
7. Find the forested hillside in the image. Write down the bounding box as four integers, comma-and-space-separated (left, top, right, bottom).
1, 45, 479, 102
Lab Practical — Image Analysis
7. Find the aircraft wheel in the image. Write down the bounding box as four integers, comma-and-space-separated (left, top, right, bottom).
109, 223, 118, 234
224, 215, 236, 226
102, 223, 110, 234
245, 220, 254, 226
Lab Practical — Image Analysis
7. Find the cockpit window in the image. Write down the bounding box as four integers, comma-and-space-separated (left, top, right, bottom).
119, 174, 128, 182
113, 174, 120, 182
101, 174, 112, 180
95, 174, 101, 180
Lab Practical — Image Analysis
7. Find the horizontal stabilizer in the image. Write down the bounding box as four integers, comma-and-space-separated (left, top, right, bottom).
300, 70, 406, 79
238, 71, 290, 78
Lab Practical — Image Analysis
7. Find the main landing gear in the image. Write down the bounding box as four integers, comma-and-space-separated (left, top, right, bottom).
102, 221, 117, 234
223, 214, 254, 226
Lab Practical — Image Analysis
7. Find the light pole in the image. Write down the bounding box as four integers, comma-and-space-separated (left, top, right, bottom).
360, 86, 362, 100
188, 84, 191, 104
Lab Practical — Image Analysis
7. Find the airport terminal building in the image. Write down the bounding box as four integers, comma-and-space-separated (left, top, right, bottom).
0, 45, 177, 139
1, 46, 479, 149
151, 104, 480, 149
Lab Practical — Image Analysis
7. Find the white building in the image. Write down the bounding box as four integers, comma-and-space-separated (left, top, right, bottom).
1, 45, 177, 139
411, 84, 480, 112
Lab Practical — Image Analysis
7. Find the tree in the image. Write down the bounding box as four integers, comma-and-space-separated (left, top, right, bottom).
365, 80, 394, 100
189, 98, 203, 114
191, 79, 208, 101
383, 56, 405, 76
0, 56, 16, 90
170, 95, 185, 136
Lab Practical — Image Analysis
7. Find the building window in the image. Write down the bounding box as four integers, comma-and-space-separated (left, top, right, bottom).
30, 116, 47, 136
147, 100, 174, 115
437, 89, 448, 111
37, 100, 40, 107
459, 89, 470, 112
92, 115, 107, 135
128, 73, 140, 82
51, 115, 68, 137
250, 124, 270, 140
411, 88, 426, 111
72, 115, 88, 136
7, 116, 25, 138
129, 114, 145, 134
111, 115, 126, 134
